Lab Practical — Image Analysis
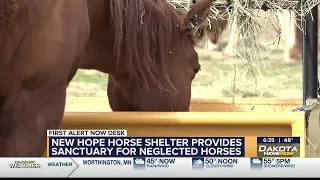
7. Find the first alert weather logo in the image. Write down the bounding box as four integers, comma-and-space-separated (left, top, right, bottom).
9, 160, 41, 168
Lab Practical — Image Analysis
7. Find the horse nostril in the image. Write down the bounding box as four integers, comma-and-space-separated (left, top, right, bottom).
193, 67, 200, 74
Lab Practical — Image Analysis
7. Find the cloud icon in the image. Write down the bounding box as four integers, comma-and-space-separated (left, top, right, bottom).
251, 158, 262, 164
193, 159, 203, 165
135, 158, 145, 165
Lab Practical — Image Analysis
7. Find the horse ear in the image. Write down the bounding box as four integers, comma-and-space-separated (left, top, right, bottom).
181, 0, 214, 35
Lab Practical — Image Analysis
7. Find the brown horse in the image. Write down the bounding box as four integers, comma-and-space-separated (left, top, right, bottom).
0, 0, 90, 157
0, 0, 213, 157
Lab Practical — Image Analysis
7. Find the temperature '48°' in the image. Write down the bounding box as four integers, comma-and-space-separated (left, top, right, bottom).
283, 138, 294, 143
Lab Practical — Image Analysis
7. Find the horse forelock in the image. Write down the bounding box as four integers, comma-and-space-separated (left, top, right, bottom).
109, 0, 180, 94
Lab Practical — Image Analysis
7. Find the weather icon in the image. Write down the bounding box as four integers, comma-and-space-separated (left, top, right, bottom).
135, 158, 145, 165
251, 158, 262, 164
193, 159, 203, 165
133, 157, 146, 169
192, 158, 204, 169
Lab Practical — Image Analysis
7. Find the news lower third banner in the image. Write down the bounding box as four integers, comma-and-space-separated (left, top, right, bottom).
46, 130, 245, 157
0, 158, 319, 177
46, 130, 300, 158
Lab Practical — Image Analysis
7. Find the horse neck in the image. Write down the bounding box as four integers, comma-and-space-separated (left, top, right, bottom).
80, 0, 120, 74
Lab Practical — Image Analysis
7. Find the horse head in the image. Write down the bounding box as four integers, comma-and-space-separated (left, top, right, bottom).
89, 0, 215, 111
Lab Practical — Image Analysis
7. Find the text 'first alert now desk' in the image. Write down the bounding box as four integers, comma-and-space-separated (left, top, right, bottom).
45, 112, 306, 157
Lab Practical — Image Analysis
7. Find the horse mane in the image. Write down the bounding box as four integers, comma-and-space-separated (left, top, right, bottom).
109, 0, 179, 93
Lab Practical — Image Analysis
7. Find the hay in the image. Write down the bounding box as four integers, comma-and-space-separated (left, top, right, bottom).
169, 0, 320, 99
169, 0, 320, 61
169, 0, 319, 33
